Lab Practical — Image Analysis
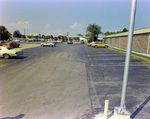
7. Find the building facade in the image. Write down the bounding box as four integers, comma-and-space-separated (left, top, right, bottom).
102, 27, 150, 54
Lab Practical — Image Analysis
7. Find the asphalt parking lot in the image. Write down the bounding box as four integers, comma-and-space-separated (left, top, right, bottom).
0, 42, 150, 119
85, 46, 150, 119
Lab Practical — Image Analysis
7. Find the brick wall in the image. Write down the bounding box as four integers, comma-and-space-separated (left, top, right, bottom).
132, 33, 149, 53
103, 33, 150, 54
118, 36, 128, 49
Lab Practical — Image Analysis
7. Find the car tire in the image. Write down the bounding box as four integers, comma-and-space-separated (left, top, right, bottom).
105, 45, 108, 48
95, 45, 98, 48
52, 45, 54, 47
3, 54, 10, 59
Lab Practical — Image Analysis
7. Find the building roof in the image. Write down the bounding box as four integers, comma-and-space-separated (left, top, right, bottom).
102, 27, 150, 38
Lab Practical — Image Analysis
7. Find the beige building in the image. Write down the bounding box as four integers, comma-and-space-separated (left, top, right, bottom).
102, 27, 150, 54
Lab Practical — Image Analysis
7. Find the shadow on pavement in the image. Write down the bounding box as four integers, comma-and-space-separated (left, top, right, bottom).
130, 96, 150, 119
0, 114, 25, 119
107, 96, 150, 119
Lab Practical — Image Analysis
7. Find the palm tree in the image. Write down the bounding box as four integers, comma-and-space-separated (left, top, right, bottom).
86, 24, 103, 41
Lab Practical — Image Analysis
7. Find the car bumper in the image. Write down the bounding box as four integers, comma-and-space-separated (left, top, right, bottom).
15, 52, 24, 56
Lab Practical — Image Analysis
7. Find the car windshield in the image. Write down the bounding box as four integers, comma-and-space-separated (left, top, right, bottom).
7, 47, 14, 50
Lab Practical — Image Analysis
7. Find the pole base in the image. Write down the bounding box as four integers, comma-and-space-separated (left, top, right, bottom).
114, 107, 130, 119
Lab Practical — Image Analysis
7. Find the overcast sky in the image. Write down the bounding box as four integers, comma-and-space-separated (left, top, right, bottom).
0, 0, 150, 37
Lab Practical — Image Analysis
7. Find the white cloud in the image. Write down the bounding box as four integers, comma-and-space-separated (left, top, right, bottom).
5, 21, 32, 33
71, 22, 83, 29
44, 24, 50, 29
55, 28, 62, 34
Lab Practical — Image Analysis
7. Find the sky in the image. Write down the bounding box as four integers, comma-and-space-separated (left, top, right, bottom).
0, 0, 150, 37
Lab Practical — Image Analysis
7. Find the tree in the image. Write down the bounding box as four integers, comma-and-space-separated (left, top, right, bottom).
54, 37, 58, 40
122, 28, 128, 32
13, 30, 21, 37
85, 33, 90, 37
58, 35, 62, 39
42, 35, 45, 39
21, 35, 26, 39
0, 25, 11, 40
86, 24, 102, 41
34, 36, 38, 39
28, 36, 32, 39
77, 33, 83, 36
50, 35, 53, 39
104, 28, 128, 35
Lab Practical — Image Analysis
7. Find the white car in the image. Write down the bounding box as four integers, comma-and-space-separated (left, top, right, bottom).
87, 42, 95, 46
41, 42, 55, 47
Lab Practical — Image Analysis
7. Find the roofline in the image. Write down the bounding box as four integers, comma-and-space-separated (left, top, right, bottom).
102, 27, 150, 38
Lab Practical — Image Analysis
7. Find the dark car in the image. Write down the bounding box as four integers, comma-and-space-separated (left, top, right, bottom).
0, 41, 7, 46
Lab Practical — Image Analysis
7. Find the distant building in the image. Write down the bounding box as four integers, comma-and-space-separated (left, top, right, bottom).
28, 33, 38, 36
102, 27, 150, 54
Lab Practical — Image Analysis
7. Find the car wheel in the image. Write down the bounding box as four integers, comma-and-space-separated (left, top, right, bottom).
105, 45, 108, 48
95, 45, 98, 48
52, 45, 54, 47
3, 54, 10, 59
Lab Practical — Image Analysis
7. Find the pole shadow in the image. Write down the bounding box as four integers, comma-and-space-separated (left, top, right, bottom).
0, 114, 25, 119
130, 96, 150, 119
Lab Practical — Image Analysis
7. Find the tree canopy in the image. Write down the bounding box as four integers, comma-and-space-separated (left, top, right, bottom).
77, 33, 83, 36
13, 30, 22, 37
86, 24, 102, 41
0, 25, 11, 40
104, 28, 128, 35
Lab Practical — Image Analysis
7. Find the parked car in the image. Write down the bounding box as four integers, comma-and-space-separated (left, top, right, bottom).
0, 46, 23, 59
41, 42, 55, 47
3, 41, 20, 48
80, 40, 85, 44
0, 41, 7, 46
67, 40, 73, 44
87, 42, 95, 46
92, 43, 109, 48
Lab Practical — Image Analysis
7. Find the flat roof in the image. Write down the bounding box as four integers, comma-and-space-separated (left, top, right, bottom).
102, 27, 150, 38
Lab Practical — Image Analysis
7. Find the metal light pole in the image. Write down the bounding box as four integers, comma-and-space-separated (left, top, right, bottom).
115, 0, 137, 116
24, 22, 30, 38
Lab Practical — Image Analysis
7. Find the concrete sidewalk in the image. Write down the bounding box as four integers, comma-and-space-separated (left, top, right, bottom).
18, 43, 41, 50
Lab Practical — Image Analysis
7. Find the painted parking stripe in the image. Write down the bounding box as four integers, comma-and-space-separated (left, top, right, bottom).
91, 64, 150, 67
0, 64, 6, 67
89, 57, 139, 60
88, 54, 125, 57
91, 62, 150, 67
